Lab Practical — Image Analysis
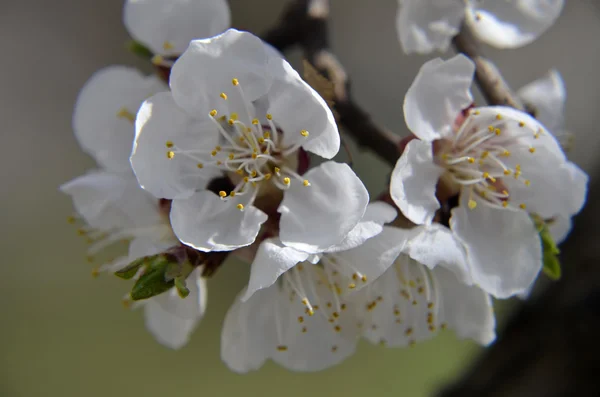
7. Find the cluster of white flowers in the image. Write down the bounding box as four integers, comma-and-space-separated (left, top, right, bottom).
62, 0, 586, 372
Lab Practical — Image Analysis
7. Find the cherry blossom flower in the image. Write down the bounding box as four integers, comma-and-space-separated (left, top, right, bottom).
123, 0, 230, 57
390, 54, 587, 298
354, 224, 495, 348
61, 66, 206, 349
131, 29, 369, 254
397, 0, 565, 54
221, 203, 404, 372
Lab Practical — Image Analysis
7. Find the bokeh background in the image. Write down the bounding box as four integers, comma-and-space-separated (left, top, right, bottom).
1, 1, 599, 396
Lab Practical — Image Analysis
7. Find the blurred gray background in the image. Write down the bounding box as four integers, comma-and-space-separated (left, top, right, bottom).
1, 1, 599, 396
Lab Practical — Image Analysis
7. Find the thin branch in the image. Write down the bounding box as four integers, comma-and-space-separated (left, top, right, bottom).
452, 23, 525, 111
263, 0, 401, 167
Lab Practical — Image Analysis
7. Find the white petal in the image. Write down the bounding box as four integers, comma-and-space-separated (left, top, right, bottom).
123, 0, 231, 55
152, 268, 208, 320
390, 139, 444, 225
450, 192, 542, 298
431, 266, 495, 345
242, 239, 309, 301
170, 29, 271, 115
170, 190, 268, 252
517, 70, 565, 134
548, 213, 571, 244
465, 0, 564, 48
221, 287, 278, 373
404, 54, 475, 141
332, 226, 416, 288
406, 224, 472, 284
127, 237, 172, 260
130, 92, 220, 199
278, 161, 369, 254
60, 171, 161, 231
325, 202, 397, 253
563, 162, 588, 215
266, 57, 340, 159
73, 66, 166, 173
396, 0, 465, 54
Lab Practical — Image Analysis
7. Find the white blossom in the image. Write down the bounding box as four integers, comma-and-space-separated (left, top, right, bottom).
221, 203, 402, 372
397, 0, 564, 54
390, 54, 587, 298
353, 224, 495, 348
123, 0, 231, 56
62, 66, 206, 349
131, 29, 368, 254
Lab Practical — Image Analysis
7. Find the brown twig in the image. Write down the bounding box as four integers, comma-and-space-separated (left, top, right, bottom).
452, 23, 525, 111
262, 0, 401, 167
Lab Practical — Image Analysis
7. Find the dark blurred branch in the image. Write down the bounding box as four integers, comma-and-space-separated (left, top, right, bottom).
452, 24, 524, 110
263, 0, 401, 167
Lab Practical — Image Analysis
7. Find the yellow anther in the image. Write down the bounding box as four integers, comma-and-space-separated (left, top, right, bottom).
67, 216, 76, 224
266, 114, 273, 120
429, 325, 436, 332
219, 191, 227, 198
481, 151, 489, 159
197, 163, 204, 169
503, 150, 511, 157
488, 125, 494, 132
232, 78, 239, 86
524, 179, 531, 186
474, 110, 480, 115
529, 147, 536, 153
283, 177, 291, 185
251, 153, 258, 159
237, 204, 244, 211
519, 203, 527, 210
352, 273, 358, 281
246, 127, 252, 133
496, 114, 503, 120
243, 177, 249, 183
274, 167, 281, 174
502, 201, 509, 208
209, 109, 218, 117
326, 302, 332, 308
482, 172, 490, 179
332, 312, 340, 318
216, 160, 222, 165
441, 323, 448, 330
122, 299, 132, 309
301, 298, 309, 306
468, 157, 475, 164
408, 280, 416, 288
91, 268, 99, 278
251, 118, 259, 125
263, 131, 270, 139
116, 107, 135, 122
306, 308, 315, 316
348, 283, 356, 289
239, 136, 245, 143
412, 300, 418, 306
162, 40, 174, 51
229, 192, 236, 197
494, 128, 501, 136
300, 130, 309, 137
468, 199, 477, 209
228, 119, 234, 125
394, 309, 401, 316
151, 55, 164, 65
334, 325, 342, 333
341, 303, 347, 311
165, 140, 174, 148
220, 92, 228, 100
361, 275, 367, 282
228, 153, 235, 160
251, 170, 258, 178
211, 150, 217, 156
276, 345, 288, 352
258, 137, 265, 144
215, 145, 222, 152
298, 316, 304, 323
504, 169, 511, 176
302, 327, 307, 333
427, 302, 434, 309
166, 151, 175, 159
264, 173, 272, 180
405, 327, 413, 336
515, 164, 521, 171
519, 121, 526, 127
502, 189, 509, 196
236, 169, 244, 175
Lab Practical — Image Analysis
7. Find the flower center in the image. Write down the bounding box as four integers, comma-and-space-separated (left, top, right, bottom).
165, 78, 312, 210
435, 108, 540, 211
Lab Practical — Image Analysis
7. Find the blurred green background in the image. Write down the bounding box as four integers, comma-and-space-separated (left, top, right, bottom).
2, 1, 599, 396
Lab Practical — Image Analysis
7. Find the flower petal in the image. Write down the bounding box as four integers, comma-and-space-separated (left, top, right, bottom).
170, 190, 268, 252
404, 54, 475, 141
406, 224, 472, 284
73, 66, 166, 173
325, 202, 397, 253
221, 287, 279, 373
144, 272, 207, 350
170, 29, 271, 115
466, 0, 564, 48
266, 56, 340, 159
131, 92, 220, 199
396, 0, 465, 54
60, 171, 161, 231
517, 69, 565, 134
548, 213, 571, 244
123, 0, 230, 55
242, 239, 309, 301
390, 139, 444, 225
278, 161, 369, 254
450, 192, 542, 298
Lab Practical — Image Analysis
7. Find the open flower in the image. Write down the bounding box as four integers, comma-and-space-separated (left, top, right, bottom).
123, 0, 231, 57
397, 0, 564, 54
131, 29, 366, 254
221, 203, 402, 372
354, 224, 495, 348
61, 66, 206, 349
390, 54, 587, 298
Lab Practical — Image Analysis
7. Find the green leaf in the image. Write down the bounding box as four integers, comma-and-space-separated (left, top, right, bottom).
126, 40, 153, 60
114, 257, 146, 280
532, 214, 562, 280
130, 255, 173, 301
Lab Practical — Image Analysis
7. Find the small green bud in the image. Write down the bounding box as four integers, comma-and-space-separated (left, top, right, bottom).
126, 40, 153, 60
130, 255, 173, 301
532, 214, 561, 280
114, 257, 146, 280
174, 277, 190, 298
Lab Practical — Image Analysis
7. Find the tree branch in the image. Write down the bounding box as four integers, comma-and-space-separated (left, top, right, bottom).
263, 0, 401, 167
452, 23, 524, 111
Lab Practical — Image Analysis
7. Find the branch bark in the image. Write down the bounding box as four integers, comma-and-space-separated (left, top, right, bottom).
263, 0, 401, 167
